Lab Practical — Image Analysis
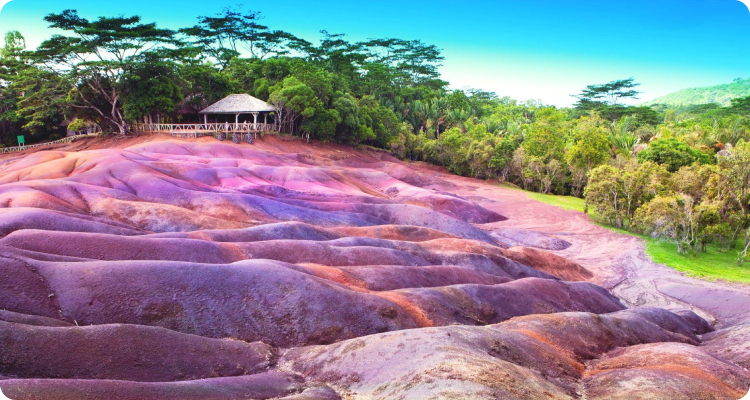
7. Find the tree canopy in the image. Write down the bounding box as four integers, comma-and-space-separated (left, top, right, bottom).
35, 10, 179, 134
636, 137, 713, 172
5, 7, 750, 263
573, 78, 641, 109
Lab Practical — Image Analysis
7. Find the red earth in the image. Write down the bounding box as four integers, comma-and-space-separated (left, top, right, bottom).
0, 134, 748, 399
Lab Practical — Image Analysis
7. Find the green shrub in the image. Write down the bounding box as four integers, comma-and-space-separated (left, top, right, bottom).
637, 138, 713, 172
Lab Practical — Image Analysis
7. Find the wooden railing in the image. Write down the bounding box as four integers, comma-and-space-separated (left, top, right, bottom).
133, 123, 273, 136
0, 133, 99, 154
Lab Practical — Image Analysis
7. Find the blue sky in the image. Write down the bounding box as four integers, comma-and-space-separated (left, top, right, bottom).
0, 0, 748, 106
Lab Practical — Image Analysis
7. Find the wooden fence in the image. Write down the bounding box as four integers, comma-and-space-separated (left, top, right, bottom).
133, 123, 273, 137
0, 133, 99, 154
0, 122, 275, 155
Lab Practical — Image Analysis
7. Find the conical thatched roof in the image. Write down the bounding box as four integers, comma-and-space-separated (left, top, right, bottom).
199, 94, 274, 114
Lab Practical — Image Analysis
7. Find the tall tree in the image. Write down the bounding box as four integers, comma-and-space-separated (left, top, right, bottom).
357, 38, 445, 86
122, 53, 184, 123
634, 194, 697, 255
12, 66, 69, 138
585, 159, 667, 229
182, 7, 301, 66
636, 138, 713, 172
573, 78, 641, 109
1, 31, 68, 142
0, 31, 27, 143
730, 96, 750, 115
34, 10, 178, 134
718, 142, 750, 263
566, 116, 610, 196
268, 76, 321, 135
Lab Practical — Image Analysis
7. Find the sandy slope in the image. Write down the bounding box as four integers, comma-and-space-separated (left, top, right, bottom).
0, 134, 747, 400
439, 168, 750, 327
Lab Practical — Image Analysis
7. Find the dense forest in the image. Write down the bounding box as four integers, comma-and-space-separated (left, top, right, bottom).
646, 77, 750, 107
1, 7, 750, 263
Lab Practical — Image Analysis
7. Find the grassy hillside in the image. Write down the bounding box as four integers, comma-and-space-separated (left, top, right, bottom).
646, 78, 750, 107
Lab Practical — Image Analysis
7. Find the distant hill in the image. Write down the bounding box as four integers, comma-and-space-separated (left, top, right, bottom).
646, 78, 750, 107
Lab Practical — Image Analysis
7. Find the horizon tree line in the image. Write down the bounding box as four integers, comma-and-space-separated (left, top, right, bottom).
1, 6, 750, 262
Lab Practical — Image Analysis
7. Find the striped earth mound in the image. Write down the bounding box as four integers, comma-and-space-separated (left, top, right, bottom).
0, 135, 747, 400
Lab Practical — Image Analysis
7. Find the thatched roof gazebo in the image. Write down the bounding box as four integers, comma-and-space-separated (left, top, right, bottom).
133, 93, 275, 137
199, 94, 274, 125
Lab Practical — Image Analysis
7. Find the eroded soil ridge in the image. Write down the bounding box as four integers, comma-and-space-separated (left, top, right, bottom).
0, 136, 747, 399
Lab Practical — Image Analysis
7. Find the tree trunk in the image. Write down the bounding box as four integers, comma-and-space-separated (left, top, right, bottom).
738, 231, 750, 265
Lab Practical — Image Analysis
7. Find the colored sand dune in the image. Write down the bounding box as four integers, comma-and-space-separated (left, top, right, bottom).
0, 136, 748, 399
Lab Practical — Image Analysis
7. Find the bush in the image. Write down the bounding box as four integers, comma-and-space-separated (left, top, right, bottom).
637, 138, 713, 172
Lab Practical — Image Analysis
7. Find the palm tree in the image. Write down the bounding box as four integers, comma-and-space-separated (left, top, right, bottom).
709, 116, 747, 147
446, 108, 470, 131
481, 118, 501, 135
608, 115, 638, 155
501, 119, 527, 140
407, 100, 428, 134
425, 98, 448, 138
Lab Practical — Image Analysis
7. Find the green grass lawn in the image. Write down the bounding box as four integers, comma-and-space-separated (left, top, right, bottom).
645, 239, 750, 284
523, 190, 750, 284
525, 192, 586, 212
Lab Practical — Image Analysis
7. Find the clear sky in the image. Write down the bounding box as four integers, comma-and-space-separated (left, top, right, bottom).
1, 0, 749, 107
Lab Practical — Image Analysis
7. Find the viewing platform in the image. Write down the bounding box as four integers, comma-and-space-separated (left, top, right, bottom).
133, 122, 273, 136
135, 93, 277, 142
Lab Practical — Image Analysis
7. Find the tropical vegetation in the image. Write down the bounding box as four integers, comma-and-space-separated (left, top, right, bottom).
2, 6, 750, 265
